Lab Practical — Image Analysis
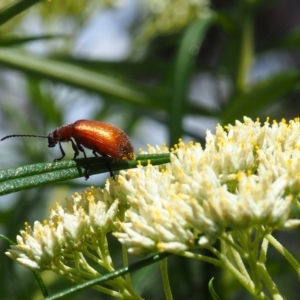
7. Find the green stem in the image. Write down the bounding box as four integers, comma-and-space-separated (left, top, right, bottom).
122, 244, 132, 285
221, 231, 249, 260
160, 258, 173, 300
96, 236, 142, 300
97, 234, 114, 271
235, 5, 253, 93
257, 263, 283, 300
266, 234, 300, 279
292, 196, 300, 211
247, 230, 263, 294
78, 252, 99, 275
83, 246, 106, 269
206, 245, 269, 300
181, 250, 222, 266
259, 238, 269, 264
223, 238, 251, 281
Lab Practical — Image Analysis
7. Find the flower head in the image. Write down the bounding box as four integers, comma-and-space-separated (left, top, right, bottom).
6, 186, 119, 271
113, 117, 300, 253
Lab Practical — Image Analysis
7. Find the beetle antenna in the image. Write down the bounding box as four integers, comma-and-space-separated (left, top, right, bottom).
0, 134, 48, 141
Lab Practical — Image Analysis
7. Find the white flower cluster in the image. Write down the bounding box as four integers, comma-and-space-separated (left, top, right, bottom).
114, 117, 300, 254
6, 117, 300, 269
6, 186, 120, 270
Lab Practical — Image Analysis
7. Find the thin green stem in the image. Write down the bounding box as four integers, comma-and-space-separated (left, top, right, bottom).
259, 238, 269, 264
95, 236, 142, 299
62, 269, 121, 298
181, 250, 222, 266
160, 258, 173, 300
78, 252, 100, 275
266, 234, 300, 279
122, 245, 132, 285
235, 5, 254, 93
97, 234, 114, 270
293, 197, 300, 211
206, 245, 269, 300
82, 247, 106, 269
222, 238, 251, 281
226, 228, 268, 295
257, 263, 283, 300
221, 232, 249, 260
246, 231, 263, 294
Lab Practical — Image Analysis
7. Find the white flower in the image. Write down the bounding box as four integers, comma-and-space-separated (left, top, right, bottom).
113, 117, 300, 254
6, 221, 63, 270
6, 186, 120, 271
114, 164, 195, 254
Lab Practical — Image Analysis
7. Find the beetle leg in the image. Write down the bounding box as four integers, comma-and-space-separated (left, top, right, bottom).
70, 139, 80, 159
92, 150, 99, 157
93, 150, 114, 178
53, 142, 65, 161
99, 153, 115, 179
74, 141, 90, 180
107, 160, 115, 179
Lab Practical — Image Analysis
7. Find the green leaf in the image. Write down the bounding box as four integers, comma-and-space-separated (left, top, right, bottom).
0, 34, 66, 46
264, 28, 300, 51
59, 56, 219, 118
56, 56, 169, 77
169, 15, 215, 145
220, 3, 255, 94
221, 70, 300, 124
0, 48, 219, 120
0, 0, 42, 26
28, 77, 63, 124
44, 252, 170, 300
208, 278, 221, 300
0, 154, 171, 195
0, 233, 15, 245
0, 48, 164, 110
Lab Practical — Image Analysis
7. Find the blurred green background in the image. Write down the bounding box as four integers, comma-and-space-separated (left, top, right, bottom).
0, 0, 300, 299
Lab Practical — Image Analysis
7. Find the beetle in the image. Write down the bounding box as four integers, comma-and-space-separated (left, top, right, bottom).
0, 120, 135, 179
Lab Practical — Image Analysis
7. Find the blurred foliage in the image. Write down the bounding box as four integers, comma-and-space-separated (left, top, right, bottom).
136, 0, 210, 43
0, 0, 300, 299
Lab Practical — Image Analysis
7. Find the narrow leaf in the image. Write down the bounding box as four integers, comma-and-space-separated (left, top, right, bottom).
208, 278, 221, 300
0, 34, 66, 46
260, 28, 300, 52
169, 15, 215, 145
0, 48, 163, 109
0, 0, 42, 25
44, 252, 170, 300
221, 71, 300, 124
0, 154, 171, 195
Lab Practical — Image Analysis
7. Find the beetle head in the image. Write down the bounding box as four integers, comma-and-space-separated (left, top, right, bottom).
47, 132, 58, 148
